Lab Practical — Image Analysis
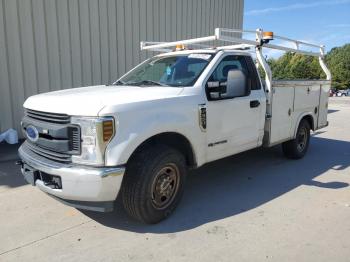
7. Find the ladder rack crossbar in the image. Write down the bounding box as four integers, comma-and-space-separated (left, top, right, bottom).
271, 35, 322, 49
263, 43, 320, 57
141, 35, 217, 51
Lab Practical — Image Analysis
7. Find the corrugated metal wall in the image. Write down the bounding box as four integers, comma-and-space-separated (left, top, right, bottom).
0, 0, 243, 133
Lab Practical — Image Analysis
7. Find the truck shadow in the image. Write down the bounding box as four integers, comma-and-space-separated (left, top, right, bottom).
328, 109, 339, 114
82, 136, 350, 233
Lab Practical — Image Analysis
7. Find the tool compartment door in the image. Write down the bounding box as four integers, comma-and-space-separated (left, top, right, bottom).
317, 82, 331, 128
269, 85, 295, 145
294, 83, 320, 115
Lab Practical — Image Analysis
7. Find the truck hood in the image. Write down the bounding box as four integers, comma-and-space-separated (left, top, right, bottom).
24, 85, 184, 116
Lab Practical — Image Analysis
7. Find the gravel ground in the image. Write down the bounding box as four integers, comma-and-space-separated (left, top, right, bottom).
0, 98, 349, 262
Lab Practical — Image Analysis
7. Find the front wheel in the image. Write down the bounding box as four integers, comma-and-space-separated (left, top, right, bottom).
121, 144, 187, 224
282, 119, 311, 159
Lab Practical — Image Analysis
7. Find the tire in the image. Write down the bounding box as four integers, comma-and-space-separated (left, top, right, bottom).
121, 144, 187, 224
282, 119, 311, 159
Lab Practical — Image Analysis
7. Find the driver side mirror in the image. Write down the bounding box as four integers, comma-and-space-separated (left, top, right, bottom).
224, 69, 248, 98
206, 81, 225, 100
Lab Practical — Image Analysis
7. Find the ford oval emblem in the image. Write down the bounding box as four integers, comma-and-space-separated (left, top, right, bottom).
26, 125, 39, 142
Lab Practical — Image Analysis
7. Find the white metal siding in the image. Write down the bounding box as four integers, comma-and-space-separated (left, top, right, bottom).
0, 0, 243, 133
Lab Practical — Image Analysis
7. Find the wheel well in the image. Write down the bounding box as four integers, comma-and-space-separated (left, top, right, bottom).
130, 132, 196, 168
301, 115, 314, 130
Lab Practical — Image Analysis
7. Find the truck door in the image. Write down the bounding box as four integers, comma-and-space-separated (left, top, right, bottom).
204, 54, 266, 162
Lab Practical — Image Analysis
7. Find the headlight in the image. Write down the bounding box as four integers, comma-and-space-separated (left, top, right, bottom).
71, 116, 115, 166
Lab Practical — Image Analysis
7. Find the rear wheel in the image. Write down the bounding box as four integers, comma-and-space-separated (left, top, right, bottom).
282, 119, 311, 159
121, 144, 187, 224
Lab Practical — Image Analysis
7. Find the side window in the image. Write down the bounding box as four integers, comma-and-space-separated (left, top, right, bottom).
245, 56, 262, 90
209, 55, 246, 82
206, 55, 250, 100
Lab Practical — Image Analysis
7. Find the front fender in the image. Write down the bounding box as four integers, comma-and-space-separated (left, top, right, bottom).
104, 107, 206, 167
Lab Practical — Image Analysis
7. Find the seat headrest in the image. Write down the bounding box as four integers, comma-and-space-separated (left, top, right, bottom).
222, 65, 238, 77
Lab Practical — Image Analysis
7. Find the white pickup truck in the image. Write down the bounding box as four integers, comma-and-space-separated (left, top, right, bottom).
18, 29, 331, 223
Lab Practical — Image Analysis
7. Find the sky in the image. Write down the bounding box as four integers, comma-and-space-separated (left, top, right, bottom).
243, 0, 350, 58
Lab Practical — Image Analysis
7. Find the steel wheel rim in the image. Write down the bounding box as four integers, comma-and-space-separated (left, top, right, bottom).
297, 127, 308, 152
151, 163, 180, 210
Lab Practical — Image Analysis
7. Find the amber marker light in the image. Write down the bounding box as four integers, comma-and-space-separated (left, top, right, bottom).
263, 31, 274, 41
175, 44, 185, 51
102, 119, 114, 142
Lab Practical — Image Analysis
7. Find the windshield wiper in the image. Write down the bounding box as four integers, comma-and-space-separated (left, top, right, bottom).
126, 80, 168, 86
113, 80, 126, 85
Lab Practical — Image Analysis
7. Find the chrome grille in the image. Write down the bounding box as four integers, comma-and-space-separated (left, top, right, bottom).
25, 109, 70, 124
20, 141, 72, 167
23, 109, 81, 163
26, 141, 72, 163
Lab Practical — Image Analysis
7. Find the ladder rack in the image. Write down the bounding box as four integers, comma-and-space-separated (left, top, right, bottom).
140, 28, 332, 104
141, 28, 326, 57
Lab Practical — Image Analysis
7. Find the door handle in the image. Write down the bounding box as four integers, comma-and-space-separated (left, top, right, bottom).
250, 100, 260, 108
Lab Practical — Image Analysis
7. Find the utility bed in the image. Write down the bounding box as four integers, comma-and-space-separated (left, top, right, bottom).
265, 80, 330, 146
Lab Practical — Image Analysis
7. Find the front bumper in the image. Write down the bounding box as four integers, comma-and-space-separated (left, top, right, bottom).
18, 143, 125, 212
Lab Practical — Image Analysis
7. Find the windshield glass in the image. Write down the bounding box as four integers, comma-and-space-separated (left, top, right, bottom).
116, 53, 213, 87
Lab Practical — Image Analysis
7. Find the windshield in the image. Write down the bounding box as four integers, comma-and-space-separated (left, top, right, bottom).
116, 53, 213, 87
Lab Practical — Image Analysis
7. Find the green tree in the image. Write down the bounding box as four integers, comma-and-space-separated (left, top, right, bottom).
326, 44, 350, 89
257, 43, 350, 89
266, 52, 324, 80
